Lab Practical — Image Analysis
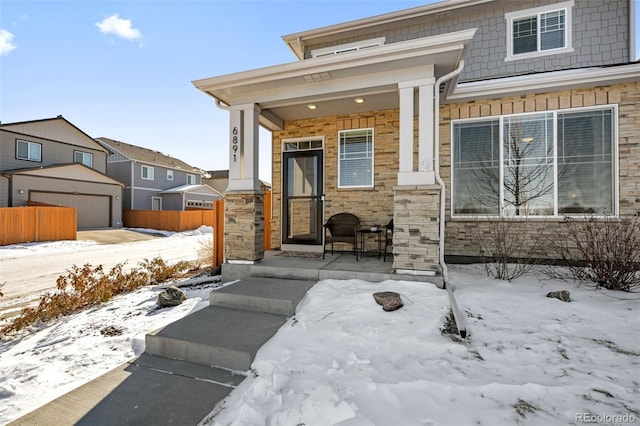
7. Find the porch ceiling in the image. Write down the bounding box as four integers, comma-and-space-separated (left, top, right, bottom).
193, 28, 476, 130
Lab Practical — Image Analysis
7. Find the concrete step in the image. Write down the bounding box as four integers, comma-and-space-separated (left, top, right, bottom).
145, 306, 288, 371
210, 277, 316, 315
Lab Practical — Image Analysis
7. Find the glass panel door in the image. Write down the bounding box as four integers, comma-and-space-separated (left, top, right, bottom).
283, 150, 323, 245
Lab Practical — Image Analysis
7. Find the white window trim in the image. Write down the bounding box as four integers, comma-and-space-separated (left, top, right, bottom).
505, 0, 574, 62
450, 104, 618, 219
187, 174, 197, 185
151, 196, 162, 211
141, 165, 154, 181
282, 136, 324, 152
16, 139, 42, 162
167, 170, 173, 181
311, 37, 385, 58
337, 128, 375, 189
74, 150, 93, 167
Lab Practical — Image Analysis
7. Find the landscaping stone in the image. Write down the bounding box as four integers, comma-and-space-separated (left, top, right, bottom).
157, 286, 186, 307
373, 291, 403, 311
546, 290, 570, 302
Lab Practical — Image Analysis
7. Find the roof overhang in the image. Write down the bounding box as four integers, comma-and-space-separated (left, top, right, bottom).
193, 28, 477, 131
447, 62, 640, 102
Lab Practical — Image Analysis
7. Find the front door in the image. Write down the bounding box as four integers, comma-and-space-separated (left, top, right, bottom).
283, 149, 323, 245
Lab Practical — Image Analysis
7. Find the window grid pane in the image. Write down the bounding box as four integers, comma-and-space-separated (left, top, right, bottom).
540, 10, 565, 50
338, 129, 373, 187
513, 16, 537, 54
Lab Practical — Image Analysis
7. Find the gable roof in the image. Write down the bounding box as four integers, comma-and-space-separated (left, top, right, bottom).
0, 116, 110, 154
96, 137, 202, 174
159, 184, 223, 197
3, 163, 124, 186
282, 0, 494, 59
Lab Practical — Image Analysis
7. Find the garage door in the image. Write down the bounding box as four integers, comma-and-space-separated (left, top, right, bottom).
31, 192, 110, 229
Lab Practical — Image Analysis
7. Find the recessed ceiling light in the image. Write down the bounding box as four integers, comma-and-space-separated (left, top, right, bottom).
354, 97, 365, 104
307, 104, 317, 110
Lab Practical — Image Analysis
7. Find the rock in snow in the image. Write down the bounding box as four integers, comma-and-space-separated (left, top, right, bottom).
373, 291, 403, 311
157, 286, 186, 307
546, 290, 571, 302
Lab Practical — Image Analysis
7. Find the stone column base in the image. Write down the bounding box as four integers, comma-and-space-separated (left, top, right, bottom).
224, 191, 264, 262
392, 185, 440, 274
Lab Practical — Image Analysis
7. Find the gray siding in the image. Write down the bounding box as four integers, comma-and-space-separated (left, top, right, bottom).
0, 130, 108, 173
304, 0, 630, 82
106, 161, 132, 186
0, 176, 8, 207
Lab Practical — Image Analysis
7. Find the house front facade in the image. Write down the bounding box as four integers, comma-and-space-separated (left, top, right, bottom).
97, 137, 222, 211
0, 116, 123, 229
193, 0, 640, 274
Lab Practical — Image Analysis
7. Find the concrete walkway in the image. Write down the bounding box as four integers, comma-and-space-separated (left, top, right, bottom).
9, 277, 316, 426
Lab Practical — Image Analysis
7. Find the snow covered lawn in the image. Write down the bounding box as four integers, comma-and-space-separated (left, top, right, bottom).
1, 258, 638, 425
205, 266, 639, 426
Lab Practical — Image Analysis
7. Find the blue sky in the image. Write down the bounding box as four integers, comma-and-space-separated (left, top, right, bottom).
1, 1, 638, 182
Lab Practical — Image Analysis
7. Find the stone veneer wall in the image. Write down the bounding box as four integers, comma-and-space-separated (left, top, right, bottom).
224, 191, 264, 261
393, 185, 440, 272
439, 82, 640, 258
272, 109, 405, 250
270, 82, 639, 261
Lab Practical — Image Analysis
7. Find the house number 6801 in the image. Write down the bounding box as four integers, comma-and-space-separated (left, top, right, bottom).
231, 127, 239, 162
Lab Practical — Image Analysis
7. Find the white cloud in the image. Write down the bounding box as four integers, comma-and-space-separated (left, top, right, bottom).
0, 29, 17, 55
95, 14, 142, 43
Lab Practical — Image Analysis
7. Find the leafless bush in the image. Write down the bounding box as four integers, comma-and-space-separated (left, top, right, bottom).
474, 216, 543, 282
547, 215, 640, 292
196, 236, 214, 267
0, 257, 197, 337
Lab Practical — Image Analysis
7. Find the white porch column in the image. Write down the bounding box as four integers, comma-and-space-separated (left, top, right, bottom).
397, 71, 435, 186
227, 103, 261, 191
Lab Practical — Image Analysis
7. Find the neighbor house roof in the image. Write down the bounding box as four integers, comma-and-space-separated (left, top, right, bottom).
96, 137, 202, 174
1, 163, 124, 186
159, 184, 223, 197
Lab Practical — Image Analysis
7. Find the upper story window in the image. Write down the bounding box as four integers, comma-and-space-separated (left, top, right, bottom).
310, 37, 385, 59
451, 105, 617, 218
338, 128, 374, 189
187, 174, 197, 185
74, 151, 93, 167
16, 139, 42, 162
167, 170, 174, 181
141, 165, 154, 180
505, 1, 573, 62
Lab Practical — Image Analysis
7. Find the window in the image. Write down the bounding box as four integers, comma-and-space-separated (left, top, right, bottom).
16, 140, 42, 162
452, 106, 616, 217
505, 1, 573, 61
141, 165, 154, 180
74, 151, 93, 167
338, 128, 374, 188
187, 174, 197, 185
167, 170, 173, 180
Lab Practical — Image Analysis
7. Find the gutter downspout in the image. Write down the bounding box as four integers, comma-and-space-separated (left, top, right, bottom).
434, 59, 467, 338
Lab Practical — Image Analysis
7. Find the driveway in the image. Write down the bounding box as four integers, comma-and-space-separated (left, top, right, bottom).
0, 229, 206, 320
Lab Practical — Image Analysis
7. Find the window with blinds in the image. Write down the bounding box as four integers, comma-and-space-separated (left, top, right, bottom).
338, 128, 374, 188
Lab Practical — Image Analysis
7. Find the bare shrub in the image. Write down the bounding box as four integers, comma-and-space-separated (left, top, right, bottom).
548, 215, 640, 292
473, 216, 543, 282
196, 236, 214, 267
0, 257, 197, 337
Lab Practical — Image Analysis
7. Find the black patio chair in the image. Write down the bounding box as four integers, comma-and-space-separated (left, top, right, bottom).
383, 218, 394, 262
323, 213, 360, 259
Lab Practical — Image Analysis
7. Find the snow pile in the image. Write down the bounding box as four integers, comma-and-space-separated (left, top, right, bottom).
206, 268, 639, 426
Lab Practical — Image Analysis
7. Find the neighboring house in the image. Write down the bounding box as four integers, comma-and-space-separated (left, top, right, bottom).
203, 169, 271, 195
97, 137, 222, 211
193, 0, 640, 275
0, 116, 123, 229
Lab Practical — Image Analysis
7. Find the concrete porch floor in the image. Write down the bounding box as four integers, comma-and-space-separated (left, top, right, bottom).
222, 251, 444, 287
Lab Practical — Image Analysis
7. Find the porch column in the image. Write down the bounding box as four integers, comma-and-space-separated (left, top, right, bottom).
224, 102, 264, 264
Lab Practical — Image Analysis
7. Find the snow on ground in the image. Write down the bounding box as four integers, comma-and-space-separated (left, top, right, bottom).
1, 233, 638, 425
204, 266, 639, 426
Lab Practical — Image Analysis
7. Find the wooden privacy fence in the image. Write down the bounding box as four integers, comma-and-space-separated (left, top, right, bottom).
0, 206, 77, 246
123, 191, 272, 267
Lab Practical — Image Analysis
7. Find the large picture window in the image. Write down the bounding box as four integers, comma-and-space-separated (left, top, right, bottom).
452, 106, 616, 217
338, 128, 374, 188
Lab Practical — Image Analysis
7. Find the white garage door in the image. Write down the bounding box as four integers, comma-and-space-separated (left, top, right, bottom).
31, 192, 110, 229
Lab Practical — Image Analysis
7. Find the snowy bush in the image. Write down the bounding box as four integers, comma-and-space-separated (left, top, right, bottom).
549, 215, 640, 292
196, 236, 214, 267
